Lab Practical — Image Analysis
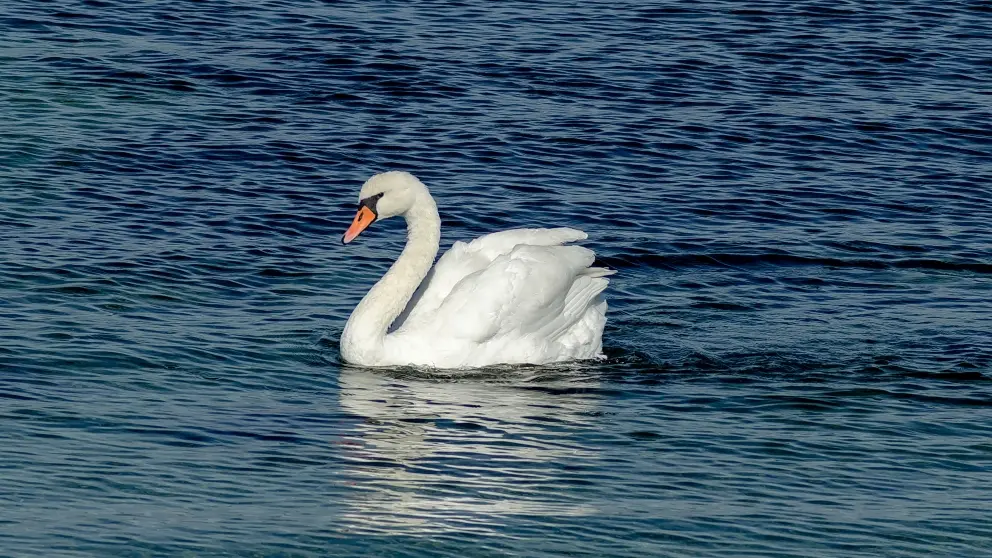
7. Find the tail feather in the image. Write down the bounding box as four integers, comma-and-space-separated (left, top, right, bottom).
582, 266, 616, 278
541, 275, 611, 342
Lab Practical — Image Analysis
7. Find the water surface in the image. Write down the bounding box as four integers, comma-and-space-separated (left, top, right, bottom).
2, 1, 991, 556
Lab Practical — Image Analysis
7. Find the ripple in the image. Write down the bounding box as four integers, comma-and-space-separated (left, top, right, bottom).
2, 0, 992, 556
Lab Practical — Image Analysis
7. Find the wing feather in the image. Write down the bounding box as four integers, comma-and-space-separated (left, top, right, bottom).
428, 243, 600, 344
395, 227, 588, 330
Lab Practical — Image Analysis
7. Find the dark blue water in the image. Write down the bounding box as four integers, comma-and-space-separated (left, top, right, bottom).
2, 1, 991, 556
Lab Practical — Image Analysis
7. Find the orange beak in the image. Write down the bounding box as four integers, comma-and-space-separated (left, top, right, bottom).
342, 206, 376, 244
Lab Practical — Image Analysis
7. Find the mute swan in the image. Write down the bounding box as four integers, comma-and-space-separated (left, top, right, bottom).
339, 171, 614, 368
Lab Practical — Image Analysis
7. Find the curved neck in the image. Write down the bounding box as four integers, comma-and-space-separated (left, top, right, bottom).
341, 192, 440, 364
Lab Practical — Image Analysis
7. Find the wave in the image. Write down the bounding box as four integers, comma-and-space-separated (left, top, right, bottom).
599, 252, 992, 274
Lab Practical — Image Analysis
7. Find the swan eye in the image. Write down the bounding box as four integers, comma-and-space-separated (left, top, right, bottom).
358, 192, 385, 216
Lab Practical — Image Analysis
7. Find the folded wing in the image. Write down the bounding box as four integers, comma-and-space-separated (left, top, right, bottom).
395, 227, 613, 351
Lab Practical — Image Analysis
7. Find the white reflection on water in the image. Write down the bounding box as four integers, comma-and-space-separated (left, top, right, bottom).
336, 366, 602, 533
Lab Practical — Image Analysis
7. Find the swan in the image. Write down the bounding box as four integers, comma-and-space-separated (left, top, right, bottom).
339, 171, 614, 368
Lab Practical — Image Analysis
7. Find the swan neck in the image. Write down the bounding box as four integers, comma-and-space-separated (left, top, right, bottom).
341, 194, 439, 364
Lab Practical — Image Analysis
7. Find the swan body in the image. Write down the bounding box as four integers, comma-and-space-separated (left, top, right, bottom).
340, 171, 613, 368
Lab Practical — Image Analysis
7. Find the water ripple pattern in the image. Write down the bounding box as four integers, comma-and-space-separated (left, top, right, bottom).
2, 1, 990, 557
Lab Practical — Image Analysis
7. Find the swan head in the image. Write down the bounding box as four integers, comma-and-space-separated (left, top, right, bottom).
342, 171, 426, 244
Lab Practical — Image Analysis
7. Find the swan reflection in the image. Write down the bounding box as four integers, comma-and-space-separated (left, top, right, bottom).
336, 366, 602, 534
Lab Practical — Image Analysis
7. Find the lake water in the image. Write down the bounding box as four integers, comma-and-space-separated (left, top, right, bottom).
2, 1, 991, 556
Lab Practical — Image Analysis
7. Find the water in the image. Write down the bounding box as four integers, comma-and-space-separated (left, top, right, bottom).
2, 1, 991, 556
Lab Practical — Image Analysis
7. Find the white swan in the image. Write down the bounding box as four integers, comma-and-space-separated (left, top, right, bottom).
339, 171, 614, 368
